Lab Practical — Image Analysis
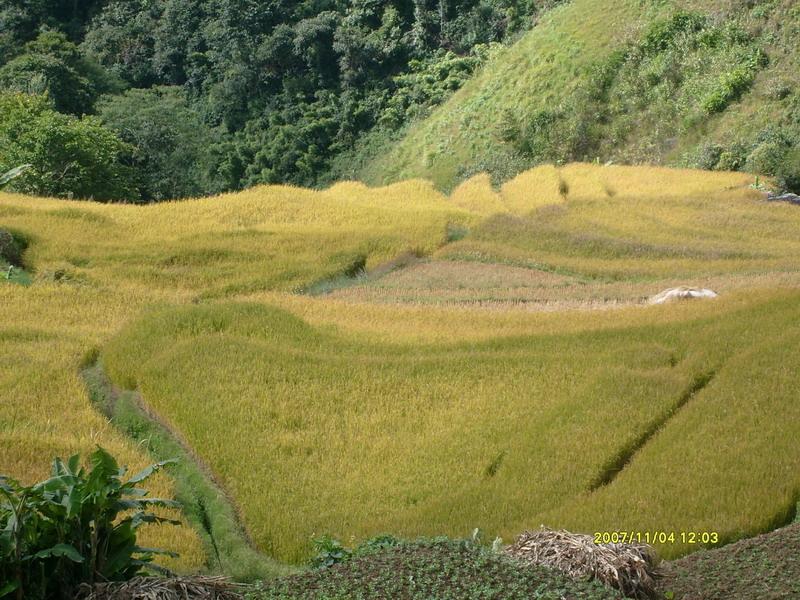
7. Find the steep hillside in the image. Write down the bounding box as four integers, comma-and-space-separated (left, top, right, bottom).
361, 0, 800, 192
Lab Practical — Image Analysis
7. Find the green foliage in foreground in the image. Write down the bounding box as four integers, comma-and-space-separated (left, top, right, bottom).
660, 523, 800, 600
249, 537, 622, 600
0, 448, 179, 600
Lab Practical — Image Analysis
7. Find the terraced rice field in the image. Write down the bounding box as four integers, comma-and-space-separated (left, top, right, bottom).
2, 164, 799, 570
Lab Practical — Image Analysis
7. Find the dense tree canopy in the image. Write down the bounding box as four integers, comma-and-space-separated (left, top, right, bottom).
0, 0, 553, 200
0, 92, 138, 201
0, 30, 119, 114
98, 86, 226, 201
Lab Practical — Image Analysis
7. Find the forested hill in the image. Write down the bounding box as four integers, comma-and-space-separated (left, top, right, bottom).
2, 1, 798, 202
0, 0, 556, 201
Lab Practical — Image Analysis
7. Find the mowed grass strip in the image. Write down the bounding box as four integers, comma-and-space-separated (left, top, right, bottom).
102, 289, 800, 563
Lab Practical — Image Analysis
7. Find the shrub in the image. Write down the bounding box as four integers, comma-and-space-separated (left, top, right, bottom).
775, 147, 800, 193
692, 143, 724, 170
746, 139, 789, 175
639, 12, 707, 56
0, 448, 181, 600
702, 64, 759, 114
0, 228, 27, 266
715, 145, 749, 172
378, 48, 490, 129
0, 92, 139, 201
309, 535, 350, 569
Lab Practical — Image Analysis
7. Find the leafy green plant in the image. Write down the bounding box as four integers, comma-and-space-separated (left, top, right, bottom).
0, 165, 31, 189
0, 447, 181, 600
352, 534, 400, 557
309, 535, 351, 569
701, 55, 765, 115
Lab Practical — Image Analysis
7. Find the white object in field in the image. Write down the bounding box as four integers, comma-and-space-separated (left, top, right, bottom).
766, 192, 800, 205
649, 287, 718, 305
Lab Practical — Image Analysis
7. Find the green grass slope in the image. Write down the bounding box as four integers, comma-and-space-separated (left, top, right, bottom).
360, 0, 800, 191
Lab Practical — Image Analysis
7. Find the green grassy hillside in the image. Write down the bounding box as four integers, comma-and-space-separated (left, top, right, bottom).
360, 0, 800, 192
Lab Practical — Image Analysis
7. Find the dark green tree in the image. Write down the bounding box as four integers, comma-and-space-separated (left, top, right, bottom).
0, 92, 139, 201
81, 0, 162, 88
0, 30, 119, 115
98, 86, 227, 201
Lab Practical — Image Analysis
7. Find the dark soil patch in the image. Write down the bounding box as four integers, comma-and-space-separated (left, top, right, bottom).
657, 523, 800, 599
251, 538, 622, 600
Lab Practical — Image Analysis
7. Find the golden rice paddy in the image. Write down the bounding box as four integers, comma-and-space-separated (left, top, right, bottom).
2, 164, 799, 568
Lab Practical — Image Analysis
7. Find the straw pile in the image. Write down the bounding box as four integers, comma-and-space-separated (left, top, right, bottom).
504, 528, 660, 599
76, 576, 246, 600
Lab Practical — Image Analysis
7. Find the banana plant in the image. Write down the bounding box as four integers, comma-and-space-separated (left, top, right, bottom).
0, 447, 181, 600
0, 165, 31, 189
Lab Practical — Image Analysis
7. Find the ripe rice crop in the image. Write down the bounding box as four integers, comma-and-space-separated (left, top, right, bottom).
101, 290, 800, 563
2, 164, 799, 570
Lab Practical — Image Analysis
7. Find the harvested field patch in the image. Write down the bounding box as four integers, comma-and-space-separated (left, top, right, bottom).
329, 259, 800, 310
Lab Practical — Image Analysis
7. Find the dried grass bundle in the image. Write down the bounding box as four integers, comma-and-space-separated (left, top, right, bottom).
505, 528, 660, 599
77, 576, 246, 600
